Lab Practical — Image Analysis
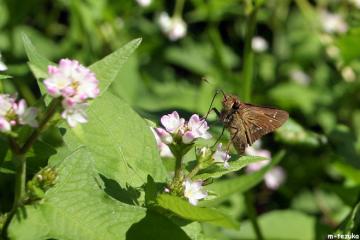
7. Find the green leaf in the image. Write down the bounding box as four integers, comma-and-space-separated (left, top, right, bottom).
126, 210, 192, 240
22, 35, 142, 99
22, 34, 53, 97
50, 91, 167, 188
269, 83, 321, 114
337, 28, 360, 63
9, 147, 146, 240
89, 38, 142, 97
156, 194, 239, 229
0, 74, 11, 80
276, 118, 327, 147
22, 33, 53, 80
225, 210, 317, 240
337, 201, 360, 234
193, 156, 266, 180
200, 151, 285, 206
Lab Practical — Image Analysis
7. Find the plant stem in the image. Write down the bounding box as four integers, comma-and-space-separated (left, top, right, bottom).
186, 163, 201, 180
242, 7, 263, 239
20, 98, 60, 154
173, 154, 183, 181
245, 191, 264, 240
1, 154, 26, 239
242, 8, 258, 102
1, 98, 60, 238
173, 0, 185, 17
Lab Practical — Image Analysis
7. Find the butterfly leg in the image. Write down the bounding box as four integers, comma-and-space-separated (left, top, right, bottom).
227, 126, 246, 155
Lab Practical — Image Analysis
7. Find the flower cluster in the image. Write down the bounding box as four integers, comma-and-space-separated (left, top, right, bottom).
151, 111, 211, 157
0, 94, 38, 133
44, 59, 99, 127
158, 12, 187, 41
245, 143, 286, 190
196, 143, 231, 168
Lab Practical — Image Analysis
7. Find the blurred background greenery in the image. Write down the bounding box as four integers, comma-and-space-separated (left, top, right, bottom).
1, 0, 360, 239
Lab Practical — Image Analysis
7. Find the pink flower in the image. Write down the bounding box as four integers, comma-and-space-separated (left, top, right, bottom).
154, 127, 173, 144
264, 167, 286, 190
183, 179, 207, 205
0, 94, 38, 132
160, 111, 185, 134
151, 128, 173, 158
213, 143, 230, 168
44, 59, 99, 128
44, 59, 99, 103
245, 146, 271, 172
182, 114, 212, 144
245, 144, 286, 190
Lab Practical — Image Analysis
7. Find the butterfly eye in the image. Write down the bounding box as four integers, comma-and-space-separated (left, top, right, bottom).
232, 102, 240, 110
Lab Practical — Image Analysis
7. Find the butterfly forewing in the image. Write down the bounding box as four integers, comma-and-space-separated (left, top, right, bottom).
240, 104, 289, 145
219, 94, 288, 154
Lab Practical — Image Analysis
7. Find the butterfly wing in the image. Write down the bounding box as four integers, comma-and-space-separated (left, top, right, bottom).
240, 104, 289, 145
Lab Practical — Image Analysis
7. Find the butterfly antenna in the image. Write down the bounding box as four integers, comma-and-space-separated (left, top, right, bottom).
203, 89, 224, 120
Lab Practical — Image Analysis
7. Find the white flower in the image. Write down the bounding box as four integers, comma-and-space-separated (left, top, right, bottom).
0, 94, 14, 116
252, 36, 268, 53
320, 11, 348, 34
14, 100, 38, 128
264, 167, 286, 190
245, 145, 286, 190
160, 111, 185, 134
182, 114, 212, 144
0, 117, 11, 132
158, 12, 187, 41
212, 143, 230, 168
0, 53, 7, 72
341, 66, 356, 82
136, 0, 151, 7
350, 0, 360, 8
168, 17, 187, 41
61, 103, 88, 128
290, 70, 310, 85
183, 179, 207, 205
159, 12, 172, 32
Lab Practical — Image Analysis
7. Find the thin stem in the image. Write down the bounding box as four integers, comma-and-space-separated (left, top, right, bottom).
186, 164, 201, 180
1, 98, 61, 238
1, 154, 26, 239
242, 8, 258, 102
173, 0, 185, 17
173, 154, 183, 181
245, 191, 264, 240
208, 24, 229, 78
20, 98, 60, 154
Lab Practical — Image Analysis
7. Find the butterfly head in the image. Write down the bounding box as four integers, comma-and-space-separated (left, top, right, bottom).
220, 95, 241, 124
222, 95, 241, 112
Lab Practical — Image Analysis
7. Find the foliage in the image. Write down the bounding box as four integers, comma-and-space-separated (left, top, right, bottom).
1, 0, 360, 239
